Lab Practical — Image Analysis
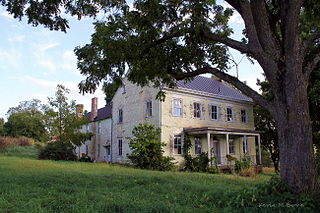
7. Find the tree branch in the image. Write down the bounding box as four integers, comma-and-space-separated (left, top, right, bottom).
141, 31, 182, 56
305, 53, 320, 78
303, 30, 320, 53
225, 0, 242, 15
171, 66, 272, 112
201, 31, 250, 54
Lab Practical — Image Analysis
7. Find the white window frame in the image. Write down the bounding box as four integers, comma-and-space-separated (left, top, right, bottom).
173, 135, 183, 155
193, 102, 202, 118
118, 139, 123, 156
118, 109, 123, 123
172, 99, 182, 117
146, 100, 153, 117
226, 107, 233, 122
194, 137, 202, 155
241, 109, 247, 123
229, 139, 235, 154
210, 105, 219, 120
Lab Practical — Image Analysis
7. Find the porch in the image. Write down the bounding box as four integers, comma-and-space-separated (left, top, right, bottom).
183, 127, 262, 167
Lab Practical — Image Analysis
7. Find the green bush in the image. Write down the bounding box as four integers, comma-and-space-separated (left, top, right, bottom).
234, 155, 251, 173
127, 123, 175, 171
79, 154, 93, 162
38, 141, 77, 161
183, 134, 219, 173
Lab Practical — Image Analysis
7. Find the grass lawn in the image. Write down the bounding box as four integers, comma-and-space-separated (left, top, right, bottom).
0, 147, 315, 213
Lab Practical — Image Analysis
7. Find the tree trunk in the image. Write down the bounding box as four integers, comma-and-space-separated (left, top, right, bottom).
273, 68, 316, 193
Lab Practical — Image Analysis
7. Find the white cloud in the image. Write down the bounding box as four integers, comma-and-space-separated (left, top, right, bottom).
229, 13, 244, 24
8, 34, 25, 42
10, 75, 106, 111
0, 11, 14, 20
62, 50, 79, 75
0, 49, 22, 69
39, 42, 60, 52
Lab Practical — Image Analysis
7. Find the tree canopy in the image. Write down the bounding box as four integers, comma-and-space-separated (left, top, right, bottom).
4, 99, 48, 141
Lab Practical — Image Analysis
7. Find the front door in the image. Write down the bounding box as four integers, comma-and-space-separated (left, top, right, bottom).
213, 141, 222, 164
104, 146, 111, 162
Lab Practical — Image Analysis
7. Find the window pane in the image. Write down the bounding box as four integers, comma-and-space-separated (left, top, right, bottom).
211, 105, 217, 120
227, 108, 233, 121
173, 99, 182, 116
174, 135, 182, 154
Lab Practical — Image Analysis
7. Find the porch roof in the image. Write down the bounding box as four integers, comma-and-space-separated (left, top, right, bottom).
183, 127, 262, 136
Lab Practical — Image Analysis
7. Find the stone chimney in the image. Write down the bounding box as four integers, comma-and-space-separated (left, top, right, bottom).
91, 97, 98, 121
75, 104, 84, 117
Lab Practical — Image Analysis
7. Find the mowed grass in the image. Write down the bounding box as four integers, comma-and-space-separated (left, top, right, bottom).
0, 147, 274, 213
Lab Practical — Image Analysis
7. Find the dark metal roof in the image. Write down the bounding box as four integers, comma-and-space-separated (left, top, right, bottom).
86, 105, 112, 122
176, 76, 252, 102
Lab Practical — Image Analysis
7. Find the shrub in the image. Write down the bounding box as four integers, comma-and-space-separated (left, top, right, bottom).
234, 155, 251, 173
183, 134, 219, 173
127, 123, 175, 171
0, 136, 34, 150
239, 168, 256, 177
79, 154, 93, 162
38, 141, 77, 161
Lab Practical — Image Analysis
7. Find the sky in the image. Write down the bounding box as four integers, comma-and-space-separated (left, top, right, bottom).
0, 1, 263, 119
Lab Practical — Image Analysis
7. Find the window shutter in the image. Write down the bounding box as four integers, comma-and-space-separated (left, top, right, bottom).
201, 104, 205, 120
169, 100, 173, 116
233, 109, 237, 122
181, 99, 184, 117
208, 104, 212, 119
218, 105, 223, 121
190, 103, 194, 118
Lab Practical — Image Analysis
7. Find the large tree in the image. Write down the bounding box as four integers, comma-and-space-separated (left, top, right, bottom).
46, 85, 92, 146
2, 0, 320, 193
4, 99, 48, 141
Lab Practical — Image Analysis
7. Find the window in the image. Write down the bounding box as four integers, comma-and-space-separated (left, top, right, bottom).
173, 135, 183, 154
228, 139, 235, 154
226, 107, 233, 122
118, 139, 123, 155
194, 137, 202, 155
85, 145, 89, 155
172, 99, 182, 117
193, 102, 202, 118
241, 109, 247, 123
146, 100, 152, 117
106, 145, 111, 155
97, 144, 101, 158
210, 105, 218, 120
243, 138, 249, 154
97, 122, 101, 134
118, 109, 123, 123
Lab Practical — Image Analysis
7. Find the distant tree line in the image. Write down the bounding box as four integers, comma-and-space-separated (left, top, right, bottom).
0, 85, 92, 146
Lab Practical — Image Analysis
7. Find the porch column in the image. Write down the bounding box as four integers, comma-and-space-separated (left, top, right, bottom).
207, 132, 211, 159
243, 135, 247, 154
257, 135, 262, 165
226, 133, 229, 155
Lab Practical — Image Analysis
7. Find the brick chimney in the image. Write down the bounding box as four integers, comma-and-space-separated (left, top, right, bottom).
91, 97, 98, 121
75, 104, 84, 117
